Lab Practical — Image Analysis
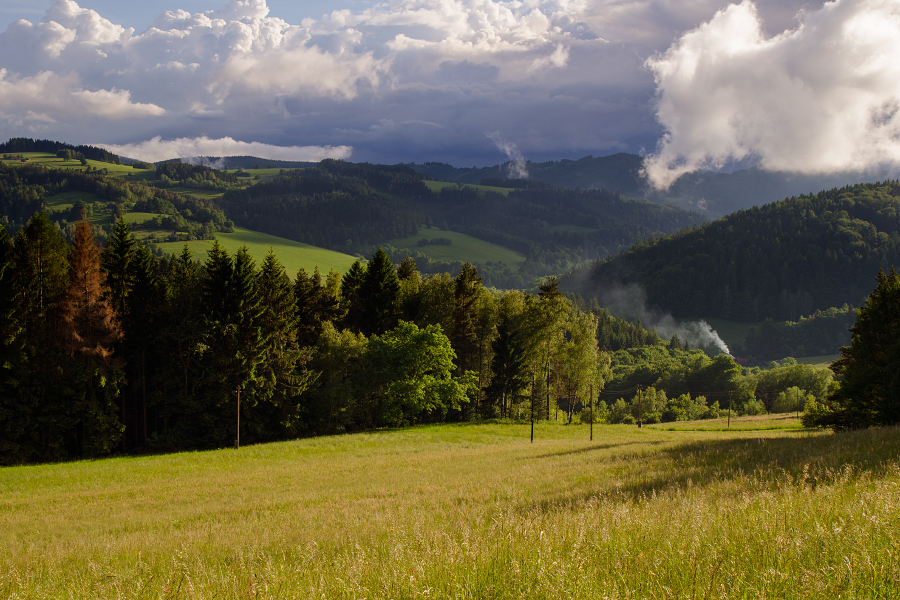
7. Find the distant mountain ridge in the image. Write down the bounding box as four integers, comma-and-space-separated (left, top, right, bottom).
410, 155, 900, 218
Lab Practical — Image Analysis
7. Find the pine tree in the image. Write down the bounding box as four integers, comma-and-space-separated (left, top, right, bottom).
9, 212, 72, 462
295, 267, 339, 347
122, 244, 165, 448
451, 262, 481, 374
397, 255, 418, 280
254, 251, 315, 436
487, 315, 528, 419
340, 260, 366, 333
359, 248, 400, 336
0, 225, 25, 462
101, 218, 136, 320
815, 268, 900, 429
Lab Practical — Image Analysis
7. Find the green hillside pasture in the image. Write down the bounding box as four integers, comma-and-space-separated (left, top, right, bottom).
154, 226, 359, 278
386, 227, 526, 268
0, 152, 155, 181
165, 186, 227, 201
647, 413, 803, 431
229, 167, 288, 184
424, 180, 514, 195
42, 190, 105, 212
798, 354, 839, 368
2, 423, 900, 599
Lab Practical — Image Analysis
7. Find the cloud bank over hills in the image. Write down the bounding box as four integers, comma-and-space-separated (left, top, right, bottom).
3, 0, 899, 180
644, 0, 900, 189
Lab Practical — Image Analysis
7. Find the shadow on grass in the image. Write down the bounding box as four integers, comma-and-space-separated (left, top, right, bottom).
526, 440, 667, 460
527, 426, 900, 509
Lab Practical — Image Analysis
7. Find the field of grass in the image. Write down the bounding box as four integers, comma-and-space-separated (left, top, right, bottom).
1, 153, 156, 181
798, 354, 839, 368
2, 421, 899, 599
646, 413, 803, 431
385, 227, 527, 268
154, 226, 359, 278
424, 180, 514, 195
41, 190, 106, 212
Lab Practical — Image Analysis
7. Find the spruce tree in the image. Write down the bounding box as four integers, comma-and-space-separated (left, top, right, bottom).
255, 251, 314, 436
123, 244, 165, 448
10, 212, 72, 462
359, 249, 400, 336
0, 225, 24, 462
815, 268, 900, 429
340, 260, 366, 333
101, 218, 136, 320
451, 262, 481, 374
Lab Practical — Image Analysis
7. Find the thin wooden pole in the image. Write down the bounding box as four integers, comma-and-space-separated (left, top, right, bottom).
530, 373, 535, 443
235, 387, 241, 449
728, 391, 732, 429
590, 384, 593, 441
637, 385, 643, 428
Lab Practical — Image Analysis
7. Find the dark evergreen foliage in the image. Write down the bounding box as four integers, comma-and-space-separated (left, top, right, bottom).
0, 137, 120, 163
586, 182, 900, 322
811, 268, 900, 429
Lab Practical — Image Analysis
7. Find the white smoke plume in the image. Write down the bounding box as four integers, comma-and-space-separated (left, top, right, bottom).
487, 132, 529, 179
644, 0, 900, 190
183, 156, 228, 170
99, 136, 352, 163
598, 283, 731, 355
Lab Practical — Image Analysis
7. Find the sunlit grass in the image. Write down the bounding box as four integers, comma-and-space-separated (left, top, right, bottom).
646, 413, 803, 431
153, 226, 359, 278
385, 227, 526, 268
423, 180, 514, 195
2, 422, 899, 599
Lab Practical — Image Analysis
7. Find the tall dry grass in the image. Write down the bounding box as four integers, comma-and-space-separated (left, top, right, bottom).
2, 420, 899, 598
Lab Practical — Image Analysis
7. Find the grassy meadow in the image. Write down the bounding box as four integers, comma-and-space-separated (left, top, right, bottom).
385, 227, 527, 269
153, 226, 359, 278
424, 180, 514, 195
3, 418, 899, 599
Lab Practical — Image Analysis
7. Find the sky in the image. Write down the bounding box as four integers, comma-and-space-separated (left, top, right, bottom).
2, 0, 900, 188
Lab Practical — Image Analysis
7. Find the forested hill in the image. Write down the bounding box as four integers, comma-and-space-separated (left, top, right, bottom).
578, 181, 900, 322
218, 160, 428, 249
218, 160, 704, 287
411, 155, 900, 218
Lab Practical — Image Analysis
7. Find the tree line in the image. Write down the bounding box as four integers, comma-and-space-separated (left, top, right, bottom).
0, 212, 622, 465
0, 137, 121, 164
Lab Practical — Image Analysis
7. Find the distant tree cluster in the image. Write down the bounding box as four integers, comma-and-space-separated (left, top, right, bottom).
0, 163, 232, 241
738, 305, 857, 361
0, 138, 120, 164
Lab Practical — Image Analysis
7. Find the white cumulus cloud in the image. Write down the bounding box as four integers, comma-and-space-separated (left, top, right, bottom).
100, 136, 353, 163
0, 69, 164, 123
644, 0, 900, 189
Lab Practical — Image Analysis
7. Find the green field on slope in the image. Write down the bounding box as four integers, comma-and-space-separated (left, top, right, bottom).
2, 419, 899, 599
154, 227, 359, 278
385, 227, 526, 268
424, 180, 514, 195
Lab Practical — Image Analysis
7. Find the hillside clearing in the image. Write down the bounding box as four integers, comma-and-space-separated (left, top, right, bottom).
385, 227, 527, 268
2, 421, 899, 599
153, 226, 359, 278
424, 180, 515, 195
